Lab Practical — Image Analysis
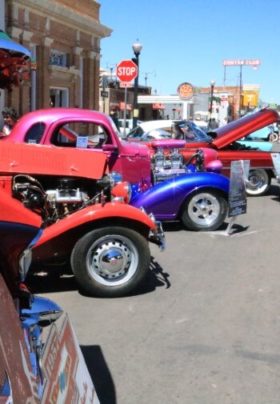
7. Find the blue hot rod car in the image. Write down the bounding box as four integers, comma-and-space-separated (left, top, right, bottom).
131, 141, 230, 231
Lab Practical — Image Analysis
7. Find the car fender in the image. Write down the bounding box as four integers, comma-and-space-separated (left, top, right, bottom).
131, 173, 229, 220
0, 188, 42, 228
35, 202, 156, 248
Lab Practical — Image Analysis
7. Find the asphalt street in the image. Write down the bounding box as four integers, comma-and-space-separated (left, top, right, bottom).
29, 181, 280, 404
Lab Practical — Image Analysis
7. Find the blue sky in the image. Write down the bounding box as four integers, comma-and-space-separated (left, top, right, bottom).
99, 0, 280, 104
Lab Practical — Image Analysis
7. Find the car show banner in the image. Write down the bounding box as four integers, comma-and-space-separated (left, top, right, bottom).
228, 160, 249, 217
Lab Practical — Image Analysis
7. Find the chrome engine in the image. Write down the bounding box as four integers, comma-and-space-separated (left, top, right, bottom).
152, 147, 186, 183
12, 175, 98, 223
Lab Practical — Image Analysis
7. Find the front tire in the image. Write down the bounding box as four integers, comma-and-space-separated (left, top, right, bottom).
246, 169, 270, 196
268, 132, 279, 142
71, 227, 151, 297
181, 190, 228, 231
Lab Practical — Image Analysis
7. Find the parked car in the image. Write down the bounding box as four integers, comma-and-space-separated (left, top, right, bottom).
244, 124, 279, 142
2, 108, 231, 232
0, 188, 99, 402
126, 119, 174, 139
138, 128, 172, 141
128, 109, 280, 196
126, 119, 212, 142
3, 108, 153, 190
131, 144, 229, 231
2, 107, 222, 193
0, 141, 164, 297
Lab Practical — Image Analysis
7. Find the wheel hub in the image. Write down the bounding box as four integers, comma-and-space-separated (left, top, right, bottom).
189, 193, 219, 225
92, 241, 131, 279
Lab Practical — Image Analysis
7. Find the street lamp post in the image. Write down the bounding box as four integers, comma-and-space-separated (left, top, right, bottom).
132, 40, 142, 128
239, 64, 243, 117
209, 80, 215, 124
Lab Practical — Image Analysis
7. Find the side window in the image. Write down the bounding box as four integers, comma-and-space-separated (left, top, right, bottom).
51, 121, 110, 148
25, 122, 45, 144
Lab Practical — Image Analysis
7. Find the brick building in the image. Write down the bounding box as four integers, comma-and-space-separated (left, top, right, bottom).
1, 0, 111, 116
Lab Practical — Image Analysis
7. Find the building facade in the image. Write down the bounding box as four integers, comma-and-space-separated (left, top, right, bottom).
2, 0, 111, 116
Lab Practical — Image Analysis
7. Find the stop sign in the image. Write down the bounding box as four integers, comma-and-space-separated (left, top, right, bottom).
116, 59, 138, 82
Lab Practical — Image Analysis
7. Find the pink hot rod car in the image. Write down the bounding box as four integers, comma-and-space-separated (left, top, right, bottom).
2, 107, 153, 190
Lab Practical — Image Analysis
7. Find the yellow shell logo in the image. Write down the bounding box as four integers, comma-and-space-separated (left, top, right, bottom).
177, 82, 194, 100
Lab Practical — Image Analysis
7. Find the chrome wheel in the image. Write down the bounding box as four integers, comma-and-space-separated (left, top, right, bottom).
269, 132, 279, 142
187, 192, 221, 227
181, 191, 227, 231
86, 235, 138, 286
246, 169, 270, 196
71, 227, 151, 297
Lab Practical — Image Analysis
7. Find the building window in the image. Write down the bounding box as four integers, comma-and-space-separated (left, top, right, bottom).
49, 50, 69, 67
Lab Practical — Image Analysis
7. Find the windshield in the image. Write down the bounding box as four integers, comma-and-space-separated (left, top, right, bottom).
141, 129, 171, 141
126, 126, 145, 139
173, 120, 212, 142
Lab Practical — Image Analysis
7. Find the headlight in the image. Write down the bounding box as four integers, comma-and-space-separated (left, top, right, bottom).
111, 181, 132, 203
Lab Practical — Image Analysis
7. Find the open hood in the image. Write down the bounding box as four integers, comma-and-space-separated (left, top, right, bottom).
211, 109, 279, 149
0, 142, 108, 180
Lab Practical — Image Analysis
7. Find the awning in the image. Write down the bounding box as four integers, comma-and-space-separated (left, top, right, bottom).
0, 30, 32, 90
0, 30, 31, 58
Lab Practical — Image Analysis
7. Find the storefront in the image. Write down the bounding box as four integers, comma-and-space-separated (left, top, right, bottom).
1, 0, 111, 115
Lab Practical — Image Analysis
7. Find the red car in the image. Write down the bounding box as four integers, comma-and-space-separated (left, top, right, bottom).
0, 141, 164, 297
129, 109, 280, 196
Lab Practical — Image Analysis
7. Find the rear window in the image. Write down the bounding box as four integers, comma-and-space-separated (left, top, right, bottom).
25, 122, 45, 143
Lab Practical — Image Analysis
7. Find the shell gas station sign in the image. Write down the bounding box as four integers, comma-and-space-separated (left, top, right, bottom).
177, 82, 194, 100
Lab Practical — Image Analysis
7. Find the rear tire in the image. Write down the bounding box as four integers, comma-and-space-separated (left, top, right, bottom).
246, 169, 270, 196
71, 226, 150, 297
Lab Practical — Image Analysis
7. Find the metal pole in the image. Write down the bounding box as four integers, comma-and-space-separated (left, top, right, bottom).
123, 86, 128, 137
209, 83, 214, 119
239, 65, 243, 116
133, 53, 139, 128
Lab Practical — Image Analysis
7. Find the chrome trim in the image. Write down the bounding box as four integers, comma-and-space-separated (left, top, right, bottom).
148, 220, 165, 250
19, 249, 33, 281
112, 196, 125, 203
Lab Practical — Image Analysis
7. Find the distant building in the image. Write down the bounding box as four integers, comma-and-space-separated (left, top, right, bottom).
1, 0, 111, 116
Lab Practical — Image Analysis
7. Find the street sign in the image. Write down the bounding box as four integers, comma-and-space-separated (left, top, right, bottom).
116, 59, 138, 82
177, 82, 194, 100
119, 81, 133, 88
223, 59, 261, 67
101, 90, 109, 97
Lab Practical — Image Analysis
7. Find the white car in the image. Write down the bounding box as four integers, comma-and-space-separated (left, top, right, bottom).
126, 120, 174, 140
126, 119, 211, 143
